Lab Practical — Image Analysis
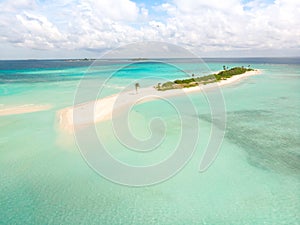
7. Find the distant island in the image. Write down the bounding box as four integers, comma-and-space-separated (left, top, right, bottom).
65, 58, 150, 62
131, 58, 150, 61
66, 58, 96, 62
155, 67, 254, 91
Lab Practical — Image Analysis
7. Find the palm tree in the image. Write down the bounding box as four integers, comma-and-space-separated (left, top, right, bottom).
135, 83, 140, 94
157, 83, 161, 90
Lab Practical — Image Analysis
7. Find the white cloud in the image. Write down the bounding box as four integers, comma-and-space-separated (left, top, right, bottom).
172, 0, 243, 14
15, 12, 66, 48
88, 0, 139, 21
0, 0, 299, 58
155, 0, 300, 52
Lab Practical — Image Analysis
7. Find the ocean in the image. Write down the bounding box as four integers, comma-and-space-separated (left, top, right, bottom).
0, 58, 299, 224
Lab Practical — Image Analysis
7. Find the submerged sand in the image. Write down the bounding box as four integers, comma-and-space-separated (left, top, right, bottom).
58, 70, 261, 132
0, 104, 52, 116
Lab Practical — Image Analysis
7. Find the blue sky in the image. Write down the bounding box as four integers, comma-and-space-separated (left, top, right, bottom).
0, 0, 299, 59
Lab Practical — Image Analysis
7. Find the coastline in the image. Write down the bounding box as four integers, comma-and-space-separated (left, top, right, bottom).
58, 69, 261, 132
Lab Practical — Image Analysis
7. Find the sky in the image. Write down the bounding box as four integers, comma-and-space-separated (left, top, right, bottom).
0, 0, 299, 59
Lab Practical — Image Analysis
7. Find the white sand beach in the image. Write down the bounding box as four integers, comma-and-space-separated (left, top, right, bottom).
0, 104, 52, 116
58, 70, 261, 132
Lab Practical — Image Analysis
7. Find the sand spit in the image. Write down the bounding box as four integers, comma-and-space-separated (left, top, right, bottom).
58, 70, 261, 132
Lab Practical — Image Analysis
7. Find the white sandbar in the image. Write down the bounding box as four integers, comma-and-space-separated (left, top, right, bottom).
58, 70, 261, 132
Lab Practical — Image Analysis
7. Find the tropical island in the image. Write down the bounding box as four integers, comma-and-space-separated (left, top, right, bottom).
58, 66, 260, 132
155, 66, 254, 91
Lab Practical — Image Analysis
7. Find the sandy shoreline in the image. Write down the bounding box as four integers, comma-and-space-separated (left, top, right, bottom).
0, 104, 52, 116
58, 70, 261, 132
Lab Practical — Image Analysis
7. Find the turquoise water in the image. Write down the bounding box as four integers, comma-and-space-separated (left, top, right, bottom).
0, 59, 299, 224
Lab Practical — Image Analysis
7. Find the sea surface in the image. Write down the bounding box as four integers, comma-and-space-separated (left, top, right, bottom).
0, 58, 299, 224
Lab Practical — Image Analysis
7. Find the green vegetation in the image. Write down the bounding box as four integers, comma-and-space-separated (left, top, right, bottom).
155, 67, 254, 91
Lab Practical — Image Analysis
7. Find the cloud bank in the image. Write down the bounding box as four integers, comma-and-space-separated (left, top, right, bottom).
0, 0, 299, 58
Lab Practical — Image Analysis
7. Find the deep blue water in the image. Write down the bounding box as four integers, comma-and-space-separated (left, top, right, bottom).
1, 58, 299, 84
1, 57, 299, 71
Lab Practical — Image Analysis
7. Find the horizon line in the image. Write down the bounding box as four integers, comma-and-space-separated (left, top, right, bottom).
1, 56, 300, 61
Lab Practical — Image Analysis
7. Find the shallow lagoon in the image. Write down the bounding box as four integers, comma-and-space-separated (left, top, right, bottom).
0, 59, 299, 224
